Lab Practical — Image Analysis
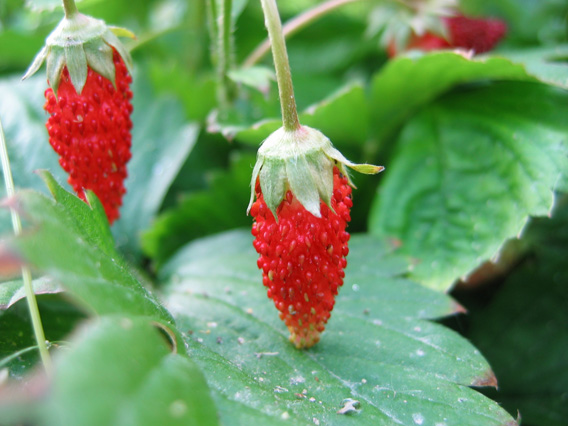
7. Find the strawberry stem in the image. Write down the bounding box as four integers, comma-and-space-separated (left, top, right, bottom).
216, 0, 236, 111
244, 0, 360, 67
0, 118, 53, 377
260, 0, 300, 132
61, 0, 79, 18
205, 0, 219, 67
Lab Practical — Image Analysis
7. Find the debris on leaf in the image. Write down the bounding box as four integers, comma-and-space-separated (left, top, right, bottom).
337, 398, 360, 415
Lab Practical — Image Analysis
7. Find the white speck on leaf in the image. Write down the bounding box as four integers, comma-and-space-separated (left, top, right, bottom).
337, 398, 360, 414
412, 413, 424, 425
169, 400, 187, 418
290, 375, 305, 385
120, 318, 133, 329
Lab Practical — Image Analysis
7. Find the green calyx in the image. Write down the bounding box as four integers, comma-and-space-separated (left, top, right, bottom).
247, 125, 384, 219
22, 11, 134, 95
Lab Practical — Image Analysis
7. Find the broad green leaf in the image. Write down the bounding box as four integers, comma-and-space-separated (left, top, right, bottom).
370, 81, 568, 291
141, 152, 254, 268
0, 316, 218, 426
235, 83, 370, 149
0, 276, 62, 310
370, 52, 542, 143
1, 173, 172, 323
160, 230, 516, 426
466, 196, 568, 426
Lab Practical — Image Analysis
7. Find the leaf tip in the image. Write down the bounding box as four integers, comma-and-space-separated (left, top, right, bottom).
451, 301, 467, 315
472, 369, 498, 389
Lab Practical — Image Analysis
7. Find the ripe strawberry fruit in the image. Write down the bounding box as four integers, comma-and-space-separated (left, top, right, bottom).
251, 168, 351, 348
389, 14, 506, 57
44, 49, 133, 223
444, 15, 507, 53
248, 126, 383, 348
23, 3, 134, 224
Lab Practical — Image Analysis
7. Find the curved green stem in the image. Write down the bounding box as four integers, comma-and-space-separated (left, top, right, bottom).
260, 0, 300, 132
245, 0, 360, 67
216, 0, 236, 111
62, 0, 79, 18
206, 0, 219, 67
0, 119, 53, 377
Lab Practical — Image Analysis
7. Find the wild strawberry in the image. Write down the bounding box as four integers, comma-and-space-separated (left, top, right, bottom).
43, 50, 133, 223
248, 126, 383, 348
253, 0, 382, 348
443, 15, 507, 54
250, 168, 352, 348
388, 14, 507, 57
22, 2, 134, 224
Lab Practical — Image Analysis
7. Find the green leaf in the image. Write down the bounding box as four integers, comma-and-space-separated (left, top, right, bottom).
370, 81, 568, 291
498, 44, 568, 88
2, 172, 172, 322
141, 152, 254, 268
112, 85, 200, 259
0, 276, 63, 310
0, 316, 218, 426
159, 230, 516, 426
370, 52, 542, 143
466, 196, 568, 426
228, 66, 275, 95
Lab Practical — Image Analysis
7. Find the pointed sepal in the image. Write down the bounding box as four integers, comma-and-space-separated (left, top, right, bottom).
248, 125, 384, 219
22, 10, 133, 95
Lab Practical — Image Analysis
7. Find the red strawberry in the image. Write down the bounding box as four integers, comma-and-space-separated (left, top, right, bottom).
444, 15, 507, 54
247, 126, 383, 348
22, 4, 134, 224
44, 49, 133, 223
250, 167, 352, 348
388, 14, 506, 57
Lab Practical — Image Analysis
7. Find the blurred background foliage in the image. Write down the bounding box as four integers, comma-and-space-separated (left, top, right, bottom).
1, 0, 567, 425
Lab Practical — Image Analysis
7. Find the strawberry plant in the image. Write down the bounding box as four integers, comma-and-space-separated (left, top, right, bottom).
0, 0, 567, 425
